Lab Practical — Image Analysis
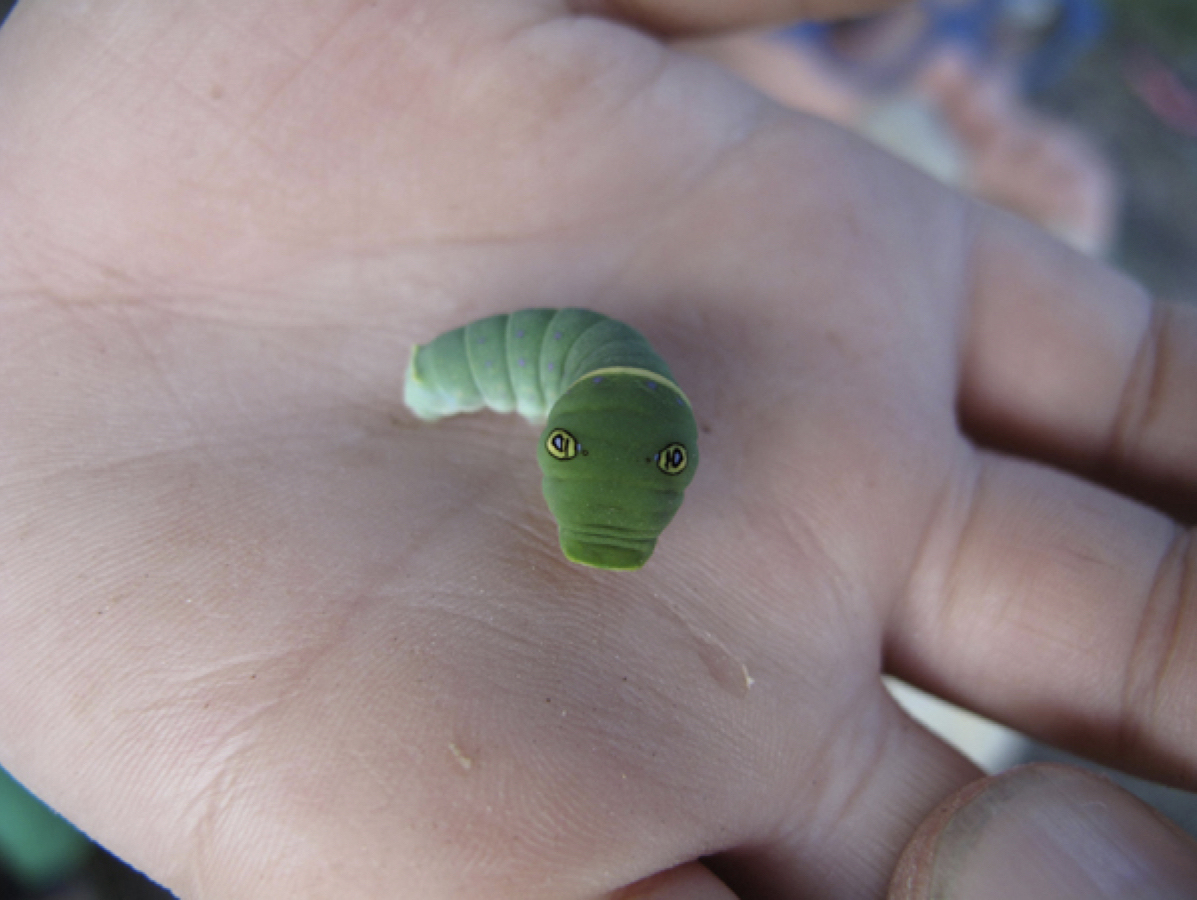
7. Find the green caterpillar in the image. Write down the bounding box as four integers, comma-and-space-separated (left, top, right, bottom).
404, 308, 698, 570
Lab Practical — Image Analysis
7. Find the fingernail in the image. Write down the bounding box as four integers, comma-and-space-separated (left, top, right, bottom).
894, 763, 1197, 900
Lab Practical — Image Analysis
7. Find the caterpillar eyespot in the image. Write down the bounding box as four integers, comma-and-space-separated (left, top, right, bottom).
657, 443, 688, 476
546, 428, 578, 461
404, 308, 698, 571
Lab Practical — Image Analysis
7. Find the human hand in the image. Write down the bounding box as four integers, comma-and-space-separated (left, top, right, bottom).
0, 1, 1194, 897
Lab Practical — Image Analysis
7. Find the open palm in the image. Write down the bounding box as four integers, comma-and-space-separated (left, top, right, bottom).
1, 2, 1194, 897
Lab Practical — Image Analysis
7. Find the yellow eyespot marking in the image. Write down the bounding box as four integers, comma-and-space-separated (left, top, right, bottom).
656, 443, 688, 476
546, 428, 578, 461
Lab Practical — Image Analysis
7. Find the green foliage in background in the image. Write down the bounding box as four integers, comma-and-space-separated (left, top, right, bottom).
0, 767, 90, 889
1105, 0, 1197, 57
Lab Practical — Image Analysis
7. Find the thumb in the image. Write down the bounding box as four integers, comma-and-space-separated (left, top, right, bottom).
571, 1, 908, 35
890, 763, 1197, 900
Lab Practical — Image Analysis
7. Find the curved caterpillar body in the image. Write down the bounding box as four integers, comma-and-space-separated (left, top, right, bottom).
404, 308, 698, 570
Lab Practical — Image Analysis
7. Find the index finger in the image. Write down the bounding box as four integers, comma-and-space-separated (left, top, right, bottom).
961, 210, 1197, 519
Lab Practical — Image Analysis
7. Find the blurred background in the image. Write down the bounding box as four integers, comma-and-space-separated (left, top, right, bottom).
0, 0, 1194, 897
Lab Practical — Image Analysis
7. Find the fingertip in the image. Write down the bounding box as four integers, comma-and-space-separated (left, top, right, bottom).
888, 773, 992, 900
568, 1, 913, 36
890, 763, 1197, 900
612, 862, 739, 900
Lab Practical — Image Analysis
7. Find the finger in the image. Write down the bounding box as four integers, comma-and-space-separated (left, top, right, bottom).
916, 51, 1015, 148
569, 0, 910, 35
960, 211, 1197, 519
892, 448, 1197, 786
889, 763, 1197, 899
610, 862, 740, 900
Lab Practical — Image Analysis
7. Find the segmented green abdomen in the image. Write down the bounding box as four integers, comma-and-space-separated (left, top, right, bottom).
404, 308, 674, 422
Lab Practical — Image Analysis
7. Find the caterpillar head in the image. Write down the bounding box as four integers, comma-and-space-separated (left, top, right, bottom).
537, 372, 698, 570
